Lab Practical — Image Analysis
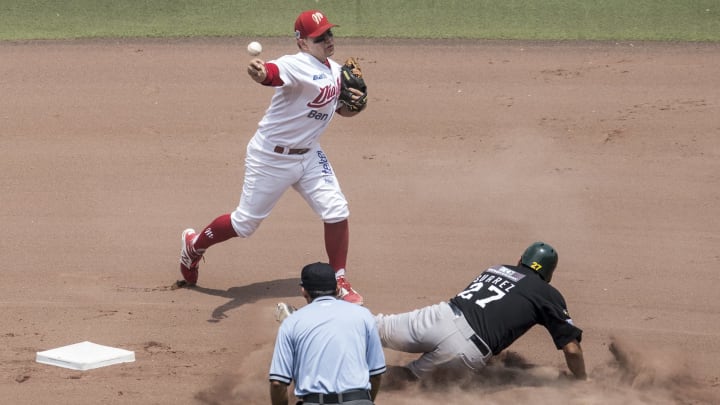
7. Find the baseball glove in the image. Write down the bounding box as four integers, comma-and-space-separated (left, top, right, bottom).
339, 57, 367, 112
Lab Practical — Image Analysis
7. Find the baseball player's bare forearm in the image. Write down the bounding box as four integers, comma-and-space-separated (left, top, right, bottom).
562, 340, 587, 380
369, 374, 382, 400
269, 380, 289, 405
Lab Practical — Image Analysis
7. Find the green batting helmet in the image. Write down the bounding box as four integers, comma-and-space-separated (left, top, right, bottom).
521, 242, 558, 282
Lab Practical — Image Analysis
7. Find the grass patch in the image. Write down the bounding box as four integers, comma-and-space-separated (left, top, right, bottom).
0, 0, 718, 41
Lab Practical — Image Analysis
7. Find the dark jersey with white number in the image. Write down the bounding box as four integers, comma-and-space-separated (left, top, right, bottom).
448, 264, 582, 355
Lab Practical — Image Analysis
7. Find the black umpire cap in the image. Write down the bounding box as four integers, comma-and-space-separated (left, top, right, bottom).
300, 262, 337, 292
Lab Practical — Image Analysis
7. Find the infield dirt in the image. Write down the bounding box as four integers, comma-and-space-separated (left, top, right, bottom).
1, 38, 719, 404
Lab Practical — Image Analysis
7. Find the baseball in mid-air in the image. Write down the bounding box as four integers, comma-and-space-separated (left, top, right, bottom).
247, 41, 262, 56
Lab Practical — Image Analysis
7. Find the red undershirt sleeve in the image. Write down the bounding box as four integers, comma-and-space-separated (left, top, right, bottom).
261, 62, 283, 86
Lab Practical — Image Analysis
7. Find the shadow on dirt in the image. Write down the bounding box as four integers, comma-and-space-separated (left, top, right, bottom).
188, 277, 299, 322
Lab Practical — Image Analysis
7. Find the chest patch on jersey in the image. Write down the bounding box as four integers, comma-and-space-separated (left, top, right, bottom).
307, 80, 340, 109
486, 266, 526, 282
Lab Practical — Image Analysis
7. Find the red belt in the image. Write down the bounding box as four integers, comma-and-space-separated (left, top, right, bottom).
273, 146, 310, 155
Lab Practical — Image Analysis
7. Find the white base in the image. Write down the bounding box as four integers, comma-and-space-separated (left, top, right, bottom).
36, 341, 135, 371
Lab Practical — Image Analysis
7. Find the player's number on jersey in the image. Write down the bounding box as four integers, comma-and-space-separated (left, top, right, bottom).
457, 282, 506, 308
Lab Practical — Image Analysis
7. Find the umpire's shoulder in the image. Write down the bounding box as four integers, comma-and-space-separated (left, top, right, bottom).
336, 299, 372, 314
338, 300, 375, 319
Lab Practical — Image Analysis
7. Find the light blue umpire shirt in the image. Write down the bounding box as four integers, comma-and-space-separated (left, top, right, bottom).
269, 296, 386, 397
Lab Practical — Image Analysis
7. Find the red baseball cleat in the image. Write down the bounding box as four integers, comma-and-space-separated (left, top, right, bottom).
337, 276, 364, 305
179, 228, 202, 286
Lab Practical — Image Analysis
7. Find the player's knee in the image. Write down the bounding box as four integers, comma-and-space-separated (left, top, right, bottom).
321, 206, 349, 223
230, 211, 262, 237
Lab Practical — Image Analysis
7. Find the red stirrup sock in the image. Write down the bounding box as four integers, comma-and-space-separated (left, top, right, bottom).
194, 214, 238, 252
324, 219, 349, 272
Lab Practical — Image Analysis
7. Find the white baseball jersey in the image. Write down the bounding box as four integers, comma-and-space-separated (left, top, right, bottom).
255, 52, 342, 148
229, 51, 349, 238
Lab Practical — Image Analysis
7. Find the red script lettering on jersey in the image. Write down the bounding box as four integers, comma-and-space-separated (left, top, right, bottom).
307, 83, 339, 108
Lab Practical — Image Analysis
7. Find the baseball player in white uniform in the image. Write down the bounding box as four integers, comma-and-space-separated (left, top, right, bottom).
177, 10, 367, 304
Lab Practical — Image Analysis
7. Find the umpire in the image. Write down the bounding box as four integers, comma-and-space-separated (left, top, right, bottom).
269, 262, 386, 405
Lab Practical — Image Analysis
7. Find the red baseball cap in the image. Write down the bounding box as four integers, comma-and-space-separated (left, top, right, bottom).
294, 10, 338, 39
